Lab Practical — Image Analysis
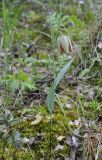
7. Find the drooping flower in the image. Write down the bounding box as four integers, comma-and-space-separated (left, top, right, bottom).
57, 35, 73, 54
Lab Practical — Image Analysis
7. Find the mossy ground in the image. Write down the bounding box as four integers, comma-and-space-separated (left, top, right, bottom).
0, 90, 101, 160
0, 104, 72, 159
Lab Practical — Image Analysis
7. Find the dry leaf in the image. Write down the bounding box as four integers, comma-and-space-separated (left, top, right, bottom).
55, 144, 64, 151
65, 103, 72, 109
97, 41, 102, 49
31, 114, 42, 125
69, 119, 80, 127
22, 137, 29, 143
57, 135, 65, 142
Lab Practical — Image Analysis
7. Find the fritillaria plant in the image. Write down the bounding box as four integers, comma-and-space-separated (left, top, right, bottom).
47, 35, 74, 157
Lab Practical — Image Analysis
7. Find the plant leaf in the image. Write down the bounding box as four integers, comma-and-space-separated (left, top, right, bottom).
47, 58, 74, 113
54, 59, 73, 88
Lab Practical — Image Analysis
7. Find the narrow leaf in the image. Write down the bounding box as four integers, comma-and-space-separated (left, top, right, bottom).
54, 59, 73, 88
47, 58, 74, 113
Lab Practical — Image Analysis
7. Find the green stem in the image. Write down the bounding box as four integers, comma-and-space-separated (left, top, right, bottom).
49, 113, 52, 159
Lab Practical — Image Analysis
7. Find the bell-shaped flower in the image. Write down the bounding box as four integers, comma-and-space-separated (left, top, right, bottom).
57, 35, 73, 54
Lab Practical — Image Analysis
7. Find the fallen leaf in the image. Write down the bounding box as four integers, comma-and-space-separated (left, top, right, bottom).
97, 41, 102, 49
65, 135, 79, 148
65, 103, 72, 109
66, 135, 80, 160
21, 137, 29, 143
57, 135, 65, 142
21, 133, 45, 146
55, 144, 64, 151
69, 119, 80, 127
31, 114, 43, 125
